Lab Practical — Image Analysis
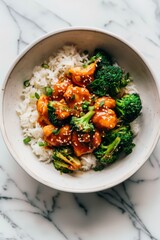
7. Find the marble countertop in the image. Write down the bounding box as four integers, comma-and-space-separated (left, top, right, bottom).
1, 0, 160, 239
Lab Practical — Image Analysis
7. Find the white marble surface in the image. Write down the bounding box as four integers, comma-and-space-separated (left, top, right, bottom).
1, 0, 160, 239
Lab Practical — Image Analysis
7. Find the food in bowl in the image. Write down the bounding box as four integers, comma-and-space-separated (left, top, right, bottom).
1, 28, 160, 193
16, 44, 142, 174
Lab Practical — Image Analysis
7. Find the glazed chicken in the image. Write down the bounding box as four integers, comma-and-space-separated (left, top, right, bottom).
92, 109, 117, 130
52, 77, 71, 100
92, 96, 117, 130
37, 59, 119, 160
94, 96, 116, 110
69, 62, 97, 87
63, 84, 91, 116
49, 99, 71, 120
37, 94, 49, 115
43, 124, 71, 147
71, 130, 101, 157
37, 94, 50, 126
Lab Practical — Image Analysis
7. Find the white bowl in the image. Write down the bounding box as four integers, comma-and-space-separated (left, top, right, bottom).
1, 27, 160, 193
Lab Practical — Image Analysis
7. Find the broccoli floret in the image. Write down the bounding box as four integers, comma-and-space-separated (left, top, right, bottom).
53, 160, 73, 174
120, 72, 131, 88
84, 49, 112, 68
94, 137, 121, 165
70, 109, 95, 133
95, 49, 112, 67
47, 101, 70, 127
47, 102, 62, 127
105, 125, 135, 155
93, 162, 105, 171
116, 93, 142, 123
94, 124, 135, 170
88, 65, 130, 97
91, 49, 112, 67
52, 147, 81, 173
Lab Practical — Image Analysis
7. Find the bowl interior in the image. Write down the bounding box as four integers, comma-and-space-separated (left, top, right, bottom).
1, 28, 160, 192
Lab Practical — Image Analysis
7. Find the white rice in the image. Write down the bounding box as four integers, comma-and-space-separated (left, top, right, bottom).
16, 45, 140, 170
16, 45, 89, 163
80, 154, 97, 171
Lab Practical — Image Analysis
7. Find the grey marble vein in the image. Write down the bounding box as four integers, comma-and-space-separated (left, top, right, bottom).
97, 184, 158, 240
1, 0, 160, 239
0, 0, 72, 53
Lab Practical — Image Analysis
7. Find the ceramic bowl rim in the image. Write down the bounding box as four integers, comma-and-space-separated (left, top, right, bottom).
1, 26, 160, 193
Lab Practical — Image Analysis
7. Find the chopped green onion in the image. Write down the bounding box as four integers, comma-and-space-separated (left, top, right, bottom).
23, 137, 31, 144
38, 142, 48, 147
35, 92, 40, 99
45, 87, 53, 96
88, 56, 97, 64
24, 80, 30, 87
52, 128, 60, 135
30, 93, 35, 99
71, 94, 75, 100
41, 63, 49, 69
82, 63, 88, 68
99, 100, 105, 107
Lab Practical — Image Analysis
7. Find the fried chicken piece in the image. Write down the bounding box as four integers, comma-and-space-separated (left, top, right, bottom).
69, 62, 96, 87
37, 94, 50, 126
92, 109, 118, 130
94, 96, 116, 110
72, 130, 101, 157
37, 94, 49, 115
52, 77, 71, 100
63, 85, 91, 116
43, 124, 71, 147
49, 99, 71, 120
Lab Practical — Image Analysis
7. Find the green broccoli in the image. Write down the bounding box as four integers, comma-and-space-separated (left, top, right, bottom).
83, 49, 112, 68
105, 125, 135, 154
88, 65, 130, 97
47, 101, 70, 127
47, 102, 62, 127
95, 49, 112, 67
94, 124, 135, 170
53, 160, 73, 174
52, 147, 81, 173
115, 93, 142, 123
94, 137, 121, 166
70, 109, 95, 133
93, 161, 105, 171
